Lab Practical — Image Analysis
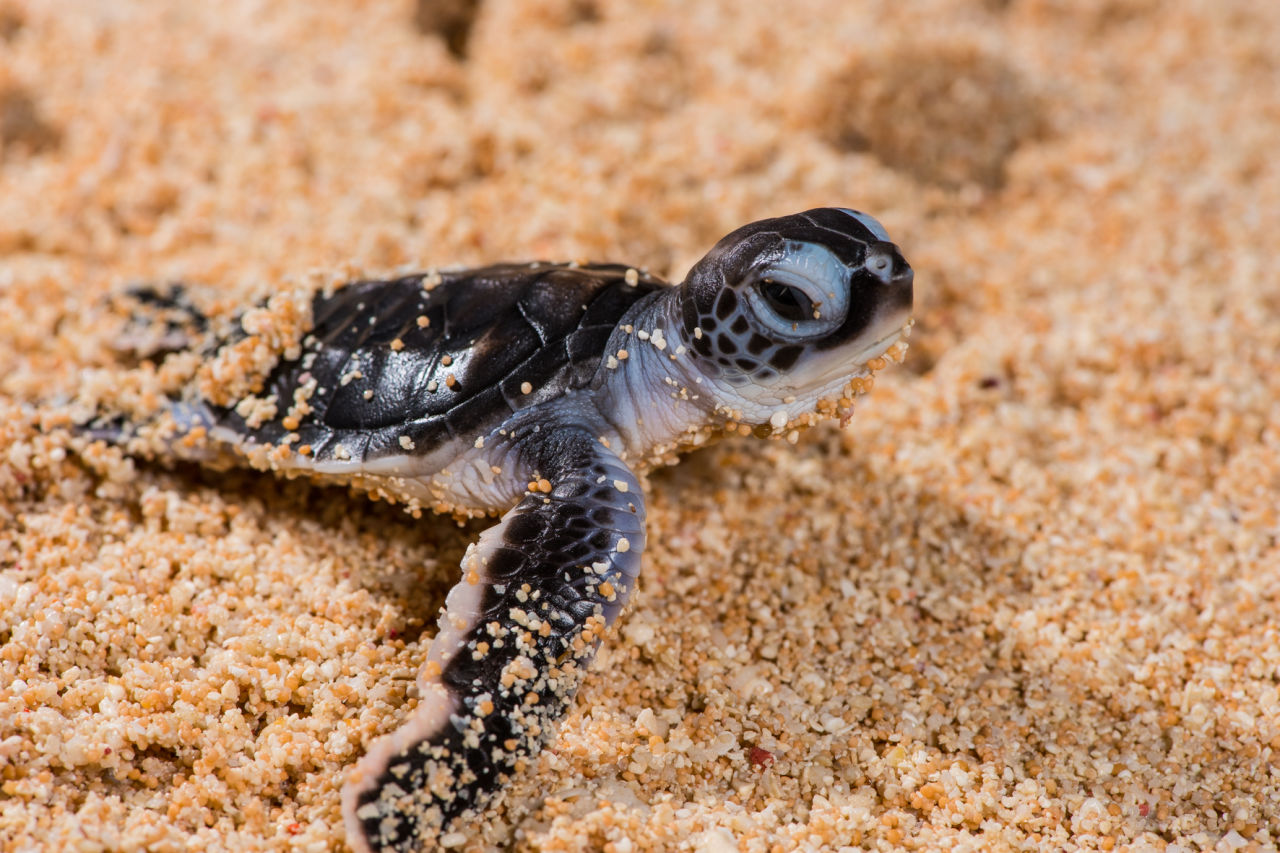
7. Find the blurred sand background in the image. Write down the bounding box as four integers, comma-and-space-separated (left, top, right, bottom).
2, 0, 1278, 849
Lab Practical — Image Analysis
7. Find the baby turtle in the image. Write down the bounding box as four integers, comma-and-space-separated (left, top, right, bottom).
86, 208, 912, 852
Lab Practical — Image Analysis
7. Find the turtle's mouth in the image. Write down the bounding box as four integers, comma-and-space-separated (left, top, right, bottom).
716, 317, 910, 426
850, 319, 912, 368
784, 316, 911, 392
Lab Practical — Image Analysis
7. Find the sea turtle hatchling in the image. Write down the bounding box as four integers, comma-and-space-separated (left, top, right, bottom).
83, 208, 913, 852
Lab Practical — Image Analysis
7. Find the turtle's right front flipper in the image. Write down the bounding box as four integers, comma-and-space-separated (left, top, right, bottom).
341, 426, 646, 853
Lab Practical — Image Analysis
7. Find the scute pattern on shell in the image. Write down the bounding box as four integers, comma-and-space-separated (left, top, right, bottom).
215, 264, 665, 466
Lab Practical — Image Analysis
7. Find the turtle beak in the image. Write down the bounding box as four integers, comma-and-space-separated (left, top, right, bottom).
892, 249, 913, 296
856, 242, 913, 353
869, 240, 913, 316
891, 259, 913, 319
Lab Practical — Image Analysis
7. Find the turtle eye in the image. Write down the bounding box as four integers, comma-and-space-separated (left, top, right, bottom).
738, 245, 850, 343
759, 278, 814, 323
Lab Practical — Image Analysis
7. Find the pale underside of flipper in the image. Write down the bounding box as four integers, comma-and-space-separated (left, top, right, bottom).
341, 425, 645, 853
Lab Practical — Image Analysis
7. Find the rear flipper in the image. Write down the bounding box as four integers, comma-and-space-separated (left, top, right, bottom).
109, 283, 213, 361
68, 284, 218, 454
74, 282, 309, 466
341, 427, 646, 852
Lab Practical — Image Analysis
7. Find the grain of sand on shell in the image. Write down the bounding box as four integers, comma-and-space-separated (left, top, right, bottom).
2, 1, 1279, 850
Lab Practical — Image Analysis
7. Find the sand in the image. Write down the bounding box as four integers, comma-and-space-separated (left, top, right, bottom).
2, 0, 1278, 849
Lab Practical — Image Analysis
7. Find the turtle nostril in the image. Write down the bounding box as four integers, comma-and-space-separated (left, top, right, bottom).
868, 241, 909, 286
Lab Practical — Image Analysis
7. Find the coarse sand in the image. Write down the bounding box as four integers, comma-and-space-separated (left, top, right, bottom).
2, 0, 1279, 850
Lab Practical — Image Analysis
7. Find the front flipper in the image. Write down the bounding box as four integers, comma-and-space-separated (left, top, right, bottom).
341, 427, 645, 852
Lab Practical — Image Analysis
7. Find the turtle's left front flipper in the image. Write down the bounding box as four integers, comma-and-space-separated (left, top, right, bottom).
341, 426, 645, 853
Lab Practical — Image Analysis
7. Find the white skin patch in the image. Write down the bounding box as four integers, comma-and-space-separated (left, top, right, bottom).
423, 534, 504, 680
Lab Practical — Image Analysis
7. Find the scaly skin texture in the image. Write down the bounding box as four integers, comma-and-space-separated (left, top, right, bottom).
80, 209, 912, 852
343, 421, 644, 852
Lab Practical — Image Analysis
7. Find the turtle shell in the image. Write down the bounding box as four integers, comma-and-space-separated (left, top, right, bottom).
212, 264, 666, 466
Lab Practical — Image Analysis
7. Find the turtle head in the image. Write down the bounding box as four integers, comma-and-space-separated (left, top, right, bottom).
678, 207, 913, 429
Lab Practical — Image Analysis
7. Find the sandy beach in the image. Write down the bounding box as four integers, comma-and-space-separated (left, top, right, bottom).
2, 0, 1278, 849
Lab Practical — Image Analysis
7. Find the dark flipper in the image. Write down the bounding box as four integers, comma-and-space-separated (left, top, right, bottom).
341, 426, 645, 852
71, 284, 219, 452
110, 283, 213, 360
